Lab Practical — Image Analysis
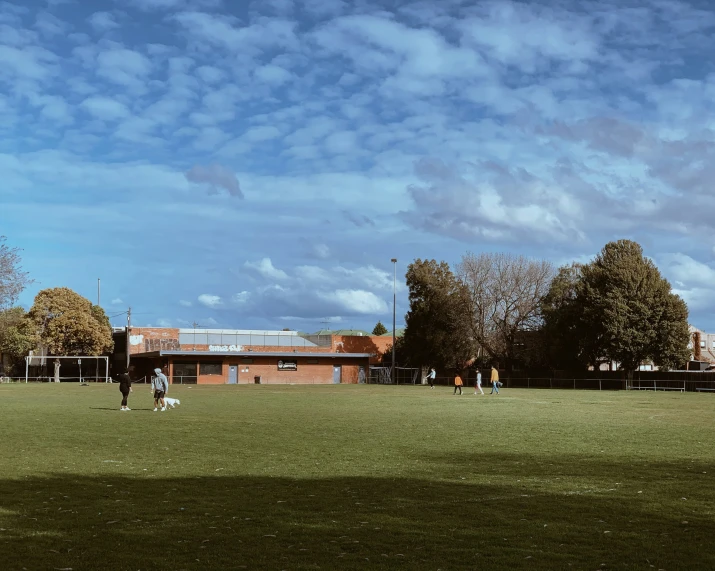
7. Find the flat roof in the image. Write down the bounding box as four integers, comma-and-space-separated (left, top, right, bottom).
133, 351, 373, 358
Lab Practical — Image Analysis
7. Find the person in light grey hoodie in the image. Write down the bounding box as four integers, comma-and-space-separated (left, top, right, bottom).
152, 367, 169, 411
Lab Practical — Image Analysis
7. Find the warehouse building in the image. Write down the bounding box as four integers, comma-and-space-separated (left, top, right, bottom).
112, 327, 390, 385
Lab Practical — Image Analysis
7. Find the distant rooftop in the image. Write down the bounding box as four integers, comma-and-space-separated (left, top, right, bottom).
380, 328, 405, 337
313, 329, 371, 336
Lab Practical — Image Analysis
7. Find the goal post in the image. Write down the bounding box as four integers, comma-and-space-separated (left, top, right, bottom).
24, 355, 109, 383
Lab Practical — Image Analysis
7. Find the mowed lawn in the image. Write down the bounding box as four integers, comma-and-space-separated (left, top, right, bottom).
1, 384, 715, 570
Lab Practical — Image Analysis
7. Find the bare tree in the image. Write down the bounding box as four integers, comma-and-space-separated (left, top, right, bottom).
0, 237, 32, 310
456, 252, 554, 367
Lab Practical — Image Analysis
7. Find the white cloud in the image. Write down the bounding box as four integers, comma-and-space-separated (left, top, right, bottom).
96, 48, 152, 89
80, 96, 130, 121
244, 258, 289, 281
157, 318, 173, 327
295, 265, 331, 283
198, 294, 222, 307
254, 64, 293, 85
318, 289, 388, 314
179, 299, 192, 307
111, 298, 123, 305
186, 163, 243, 197
659, 253, 715, 288
232, 291, 250, 303
87, 11, 119, 33
242, 125, 282, 142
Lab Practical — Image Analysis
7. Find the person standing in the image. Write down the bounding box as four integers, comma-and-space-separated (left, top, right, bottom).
427, 368, 436, 389
152, 367, 169, 411
474, 369, 484, 395
454, 373, 463, 395
490, 366, 500, 395
119, 367, 133, 411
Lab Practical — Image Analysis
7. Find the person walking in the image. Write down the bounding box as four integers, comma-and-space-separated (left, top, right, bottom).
490, 366, 500, 395
454, 373, 463, 395
152, 367, 169, 411
119, 367, 133, 411
474, 369, 484, 395
427, 368, 436, 389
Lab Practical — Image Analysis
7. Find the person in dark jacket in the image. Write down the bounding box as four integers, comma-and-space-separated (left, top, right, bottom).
119, 367, 133, 411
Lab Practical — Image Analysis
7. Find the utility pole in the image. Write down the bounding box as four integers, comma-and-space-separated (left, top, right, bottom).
126, 307, 131, 370
96, 278, 100, 381
391, 258, 397, 385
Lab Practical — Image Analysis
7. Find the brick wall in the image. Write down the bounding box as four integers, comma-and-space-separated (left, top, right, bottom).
332, 335, 393, 364
127, 328, 180, 355
168, 355, 369, 385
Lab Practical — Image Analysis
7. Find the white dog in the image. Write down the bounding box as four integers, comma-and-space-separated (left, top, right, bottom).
163, 397, 180, 408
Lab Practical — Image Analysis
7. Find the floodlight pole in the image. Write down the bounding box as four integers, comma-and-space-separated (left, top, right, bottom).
391, 258, 397, 385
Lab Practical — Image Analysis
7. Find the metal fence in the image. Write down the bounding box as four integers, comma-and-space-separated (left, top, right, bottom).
368, 367, 421, 384
503, 376, 715, 392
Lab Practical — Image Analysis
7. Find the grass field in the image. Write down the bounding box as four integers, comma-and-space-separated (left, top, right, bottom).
1, 383, 714, 570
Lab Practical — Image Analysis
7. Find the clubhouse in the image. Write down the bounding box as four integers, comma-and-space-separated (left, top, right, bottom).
113, 327, 392, 385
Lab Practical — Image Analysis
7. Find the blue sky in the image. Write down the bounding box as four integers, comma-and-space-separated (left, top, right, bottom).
3, 0, 715, 332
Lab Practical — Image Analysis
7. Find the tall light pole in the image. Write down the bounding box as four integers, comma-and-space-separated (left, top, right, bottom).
391, 258, 397, 385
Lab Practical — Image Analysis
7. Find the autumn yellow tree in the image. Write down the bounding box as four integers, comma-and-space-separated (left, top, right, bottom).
28, 287, 113, 357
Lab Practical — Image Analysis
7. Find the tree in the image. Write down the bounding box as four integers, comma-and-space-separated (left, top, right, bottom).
371, 321, 388, 336
457, 252, 554, 368
28, 288, 114, 357
0, 236, 32, 310
0, 307, 37, 375
577, 240, 690, 373
402, 259, 474, 370
540, 263, 590, 370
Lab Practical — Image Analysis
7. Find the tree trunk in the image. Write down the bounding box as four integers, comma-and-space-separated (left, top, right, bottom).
53, 360, 60, 383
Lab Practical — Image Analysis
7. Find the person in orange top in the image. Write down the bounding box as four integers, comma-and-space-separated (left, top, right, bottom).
453, 373, 463, 395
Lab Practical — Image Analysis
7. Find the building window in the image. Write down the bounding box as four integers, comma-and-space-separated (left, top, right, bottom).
241, 358, 254, 364
200, 362, 223, 375
701, 341, 706, 348
173, 363, 197, 383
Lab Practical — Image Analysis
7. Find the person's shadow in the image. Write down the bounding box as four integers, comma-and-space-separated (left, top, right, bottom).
89, 407, 154, 411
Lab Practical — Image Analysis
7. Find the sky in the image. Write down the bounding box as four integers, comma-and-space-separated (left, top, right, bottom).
3, 0, 715, 333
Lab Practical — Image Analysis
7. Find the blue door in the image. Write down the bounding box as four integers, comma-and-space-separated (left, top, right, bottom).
228, 365, 237, 384
333, 365, 341, 384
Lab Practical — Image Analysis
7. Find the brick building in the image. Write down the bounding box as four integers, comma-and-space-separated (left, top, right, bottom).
113, 327, 394, 385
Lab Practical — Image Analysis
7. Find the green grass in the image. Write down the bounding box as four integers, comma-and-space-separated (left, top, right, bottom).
1, 384, 715, 570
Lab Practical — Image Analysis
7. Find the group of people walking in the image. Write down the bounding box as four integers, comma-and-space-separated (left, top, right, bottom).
117, 366, 170, 411
426, 367, 501, 395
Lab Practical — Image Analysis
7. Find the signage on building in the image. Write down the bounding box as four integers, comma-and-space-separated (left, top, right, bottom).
208, 345, 243, 352
278, 360, 297, 371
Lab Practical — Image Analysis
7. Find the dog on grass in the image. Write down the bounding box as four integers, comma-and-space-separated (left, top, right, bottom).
163, 397, 180, 408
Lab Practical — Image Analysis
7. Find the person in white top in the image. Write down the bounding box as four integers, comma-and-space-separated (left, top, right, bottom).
474, 369, 484, 395
427, 368, 436, 389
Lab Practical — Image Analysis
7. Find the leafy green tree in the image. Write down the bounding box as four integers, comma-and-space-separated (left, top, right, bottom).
371, 321, 388, 336
402, 259, 474, 370
577, 240, 690, 372
28, 287, 114, 357
539, 263, 590, 370
0, 236, 32, 310
0, 307, 37, 375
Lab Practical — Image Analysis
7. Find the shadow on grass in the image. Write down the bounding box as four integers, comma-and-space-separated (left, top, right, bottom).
90, 407, 156, 412
2, 457, 714, 571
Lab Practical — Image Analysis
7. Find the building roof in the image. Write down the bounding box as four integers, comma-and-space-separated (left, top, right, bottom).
313, 329, 371, 336
380, 328, 405, 337
133, 350, 373, 358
